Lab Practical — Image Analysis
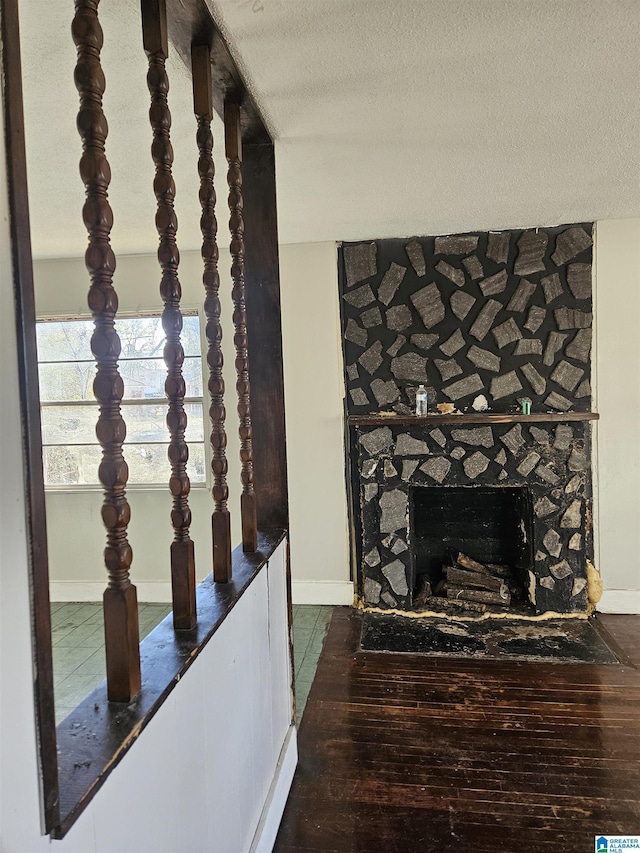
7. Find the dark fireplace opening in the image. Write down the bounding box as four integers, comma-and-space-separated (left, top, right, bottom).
410, 485, 534, 608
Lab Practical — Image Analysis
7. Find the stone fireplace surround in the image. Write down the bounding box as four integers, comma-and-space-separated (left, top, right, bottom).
355, 415, 595, 615
339, 223, 597, 617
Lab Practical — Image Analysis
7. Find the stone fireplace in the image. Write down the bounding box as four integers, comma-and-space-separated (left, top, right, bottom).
339, 224, 596, 616
356, 417, 593, 614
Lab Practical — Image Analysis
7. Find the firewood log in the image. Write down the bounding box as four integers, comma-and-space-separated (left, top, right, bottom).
446, 585, 511, 606
483, 563, 512, 578
445, 567, 505, 593
420, 596, 486, 614
413, 578, 432, 607
455, 552, 490, 574
434, 578, 447, 595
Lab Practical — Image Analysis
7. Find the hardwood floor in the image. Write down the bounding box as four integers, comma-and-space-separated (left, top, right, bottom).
275, 608, 640, 852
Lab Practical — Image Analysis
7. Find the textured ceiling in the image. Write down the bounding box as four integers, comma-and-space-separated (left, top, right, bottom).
19, 0, 640, 259
20, 0, 210, 259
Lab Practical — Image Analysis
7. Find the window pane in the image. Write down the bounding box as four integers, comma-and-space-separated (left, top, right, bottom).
43, 443, 206, 486
37, 315, 204, 488
38, 362, 96, 402
115, 315, 201, 359
175, 315, 201, 358
121, 402, 205, 443
119, 356, 202, 400
44, 445, 102, 486
124, 442, 206, 484
36, 320, 93, 362
42, 404, 98, 444
39, 358, 203, 403
36, 316, 201, 363
42, 402, 204, 445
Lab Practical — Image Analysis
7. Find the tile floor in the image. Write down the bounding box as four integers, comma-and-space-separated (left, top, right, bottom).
51, 601, 171, 724
292, 605, 334, 718
51, 601, 333, 725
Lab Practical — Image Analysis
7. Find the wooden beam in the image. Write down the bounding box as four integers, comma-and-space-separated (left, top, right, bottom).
165, 0, 271, 144
141, 0, 168, 56
242, 142, 289, 530
191, 43, 212, 120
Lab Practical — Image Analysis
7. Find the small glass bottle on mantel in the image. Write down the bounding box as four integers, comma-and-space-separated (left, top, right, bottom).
415, 384, 428, 416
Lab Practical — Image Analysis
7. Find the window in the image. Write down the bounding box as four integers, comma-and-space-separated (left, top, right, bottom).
36, 315, 206, 487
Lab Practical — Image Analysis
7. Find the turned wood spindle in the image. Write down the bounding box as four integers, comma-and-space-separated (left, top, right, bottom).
192, 45, 232, 582
225, 100, 258, 553
72, 0, 141, 702
142, 0, 196, 628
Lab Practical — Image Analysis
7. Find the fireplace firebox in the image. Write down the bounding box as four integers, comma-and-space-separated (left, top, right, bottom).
410, 485, 533, 598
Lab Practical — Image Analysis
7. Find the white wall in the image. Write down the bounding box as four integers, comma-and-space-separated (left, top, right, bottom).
279, 242, 352, 605
35, 242, 353, 604
593, 219, 640, 613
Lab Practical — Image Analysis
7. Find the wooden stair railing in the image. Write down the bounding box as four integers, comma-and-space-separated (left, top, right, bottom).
225, 100, 258, 553
72, 0, 141, 703
192, 45, 232, 582
142, 0, 197, 627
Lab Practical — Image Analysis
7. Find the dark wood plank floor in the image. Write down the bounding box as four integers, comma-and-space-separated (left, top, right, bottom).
275, 608, 640, 853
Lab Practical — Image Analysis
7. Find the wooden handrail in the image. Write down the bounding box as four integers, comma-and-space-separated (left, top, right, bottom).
142, 0, 197, 628
72, 0, 141, 702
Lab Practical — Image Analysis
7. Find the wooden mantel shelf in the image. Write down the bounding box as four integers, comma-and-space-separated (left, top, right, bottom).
348, 412, 600, 427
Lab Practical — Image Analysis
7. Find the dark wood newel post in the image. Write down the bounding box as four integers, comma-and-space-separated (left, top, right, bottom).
192, 45, 233, 581
72, 0, 141, 702
225, 100, 258, 553
142, 0, 197, 627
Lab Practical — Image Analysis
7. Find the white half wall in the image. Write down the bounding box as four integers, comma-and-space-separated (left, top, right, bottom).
593, 219, 640, 613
